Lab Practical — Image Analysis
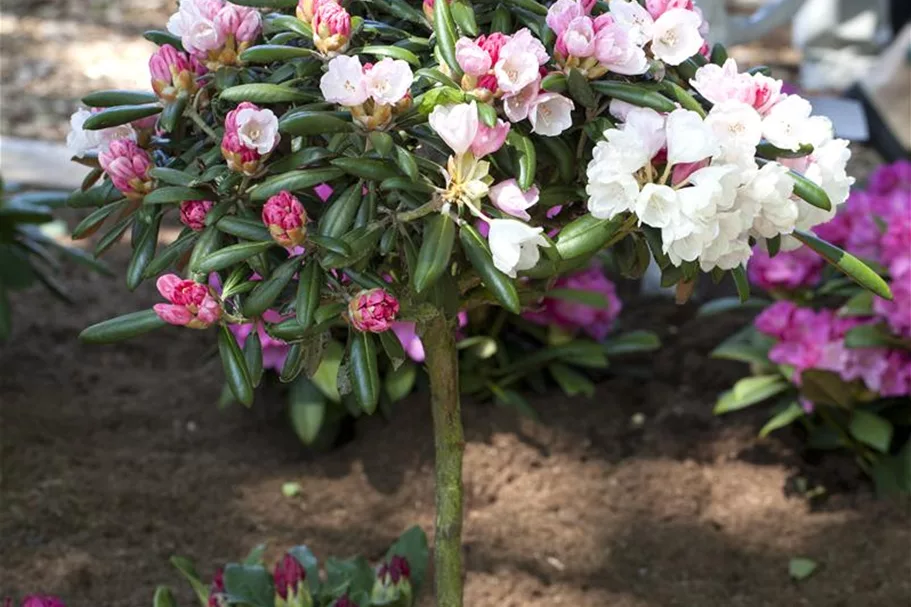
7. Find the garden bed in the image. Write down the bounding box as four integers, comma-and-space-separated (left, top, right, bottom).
2, 238, 908, 607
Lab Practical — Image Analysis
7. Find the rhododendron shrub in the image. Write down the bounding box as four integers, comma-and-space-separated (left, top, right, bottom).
709, 161, 910, 495
70, 0, 892, 602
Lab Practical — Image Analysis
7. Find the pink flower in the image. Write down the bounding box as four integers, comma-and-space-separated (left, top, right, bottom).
748, 246, 824, 291
150, 44, 201, 102
392, 321, 425, 362
312, 0, 351, 54
754, 300, 797, 340
229, 310, 290, 371
273, 554, 307, 601
221, 101, 279, 175
868, 159, 911, 195
214, 3, 262, 43
645, 0, 694, 19
528, 92, 574, 136
456, 37, 492, 77
524, 265, 623, 340
20, 597, 66, 607
153, 274, 221, 329
478, 33, 510, 65
99, 139, 154, 200
377, 555, 412, 585
689, 59, 784, 116
314, 183, 334, 202
489, 179, 539, 221
494, 28, 548, 94
262, 191, 308, 248
179, 200, 215, 232
297, 0, 331, 23
593, 22, 649, 75
208, 568, 226, 607
470, 118, 510, 157
556, 16, 596, 58
348, 288, 399, 333
502, 78, 540, 123
874, 271, 911, 338
546, 0, 585, 36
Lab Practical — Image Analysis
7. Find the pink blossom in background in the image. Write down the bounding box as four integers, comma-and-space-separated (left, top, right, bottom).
208, 568, 226, 607
867, 159, 911, 195
875, 271, 911, 338
392, 321, 425, 362
314, 183, 334, 202
348, 288, 399, 333
229, 310, 290, 371
98, 139, 153, 200
524, 265, 622, 340
748, 246, 824, 291
20, 597, 65, 607
179, 200, 215, 231
153, 274, 221, 329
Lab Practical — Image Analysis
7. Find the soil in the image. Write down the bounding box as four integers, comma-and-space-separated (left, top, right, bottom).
2, 235, 910, 607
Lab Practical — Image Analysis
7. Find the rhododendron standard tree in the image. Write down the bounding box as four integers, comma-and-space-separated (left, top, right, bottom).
71, 0, 892, 603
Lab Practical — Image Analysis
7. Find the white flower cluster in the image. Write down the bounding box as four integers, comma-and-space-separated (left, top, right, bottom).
586, 61, 853, 271
66, 108, 137, 158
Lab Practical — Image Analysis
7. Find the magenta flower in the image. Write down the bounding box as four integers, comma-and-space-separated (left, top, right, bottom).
377, 556, 411, 584
208, 568, 227, 607
348, 288, 399, 333
867, 159, 911, 195
754, 300, 797, 340
229, 310, 290, 371
149, 44, 201, 102
262, 191, 308, 248
273, 553, 307, 601
179, 200, 215, 232
98, 139, 154, 200
21, 597, 65, 607
748, 246, 824, 291
524, 265, 622, 340
153, 274, 222, 329
392, 321, 425, 362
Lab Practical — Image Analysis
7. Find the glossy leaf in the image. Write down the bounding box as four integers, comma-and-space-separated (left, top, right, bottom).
82, 90, 158, 107
295, 261, 323, 329
219, 83, 312, 103
506, 131, 536, 190
193, 241, 274, 273
850, 410, 893, 453
223, 564, 274, 607
216, 216, 272, 242
218, 325, 254, 407
433, 0, 462, 77
243, 256, 300, 317
82, 104, 162, 130
330, 157, 400, 181
319, 182, 362, 238
459, 224, 521, 314
759, 401, 804, 437
279, 110, 354, 136
413, 213, 455, 293
244, 329, 264, 388
80, 309, 167, 344
144, 186, 211, 204
239, 44, 318, 63
349, 332, 381, 414
126, 213, 161, 290
714, 375, 789, 414
249, 168, 344, 201
555, 214, 624, 260
289, 377, 328, 444
793, 230, 892, 300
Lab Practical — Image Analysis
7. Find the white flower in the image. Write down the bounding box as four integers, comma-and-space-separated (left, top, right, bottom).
66, 108, 136, 158
364, 58, 413, 105
608, 0, 654, 46
235, 106, 280, 154
593, 22, 649, 75
488, 218, 549, 277
739, 161, 797, 239
796, 137, 854, 228
528, 92, 574, 136
665, 109, 719, 165
705, 101, 762, 156
167, 0, 224, 55
429, 101, 479, 156
678, 164, 740, 221
494, 43, 542, 94
586, 172, 639, 219
589, 128, 651, 175
503, 79, 540, 122
650, 8, 703, 66
624, 107, 667, 158
698, 220, 752, 271
506, 28, 549, 64
635, 183, 679, 229
489, 179, 539, 221
761, 95, 813, 151
320, 55, 369, 106
664, 227, 710, 265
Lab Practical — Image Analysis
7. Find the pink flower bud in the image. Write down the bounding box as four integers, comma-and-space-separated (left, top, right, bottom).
455, 37, 492, 77
221, 101, 279, 176
372, 556, 413, 605
21, 597, 65, 607
422, 0, 435, 20
334, 596, 356, 607
262, 190, 308, 248
556, 16, 595, 58
99, 139, 154, 200
348, 288, 399, 333
297, 0, 331, 23
215, 4, 263, 43
153, 274, 222, 329
478, 32, 509, 65
149, 44, 200, 102
273, 554, 307, 601
180, 200, 215, 231
470, 118, 510, 157
208, 568, 228, 607
312, 1, 351, 54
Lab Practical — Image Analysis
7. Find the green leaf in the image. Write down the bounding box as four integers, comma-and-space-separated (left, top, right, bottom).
71, 201, 123, 240
504, 0, 548, 15
82, 104, 162, 130
295, 261, 323, 329
714, 375, 789, 414
126, 213, 161, 290
218, 325, 254, 407
789, 557, 818, 581
193, 241, 274, 274
243, 256, 300, 317
158, 95, 188, 133
450, 0, 478, 35
244, 329, 264, 388
267, 147, 334, 173
849, 409, 893, 453
330, 157, 400, 181
800, 369, 853, 407
93, 213, 134, 257
148, 167, 196, 187
415, 67, 460, 89
506, 131, 537, 190
844, 323, 895, 348
549, 362, 595, 397
279, 110, 354, 136
731, 265, 750, 303
82, 89, 158, 107
188, 225, 222, 276
325, 556, 376, 597
555, 214, 625, 260
698, 296, 769, 316
144, 186, 211, 205
385, 526, 430, 591
153, 586, 176, 607
413, 213, 455, 293
433, 0, 462, 77
547, 287, 609, 309
143, 29, 184, 49
239, 44, 318, 63
318, 182, 362, 238
566, 69, 596, 109
169, 556, 210, 607
459, 224, 521, 314
541, 72, 568, 92
793, 230, 891, 300
349, 332, 381, 414
289, 377, 328, 445
839, 290, 874, 317
602, 330, 661, 355
789, 169, 832, 211
756, 142, 814, 160
223, 564, 275, 607
589, 81, 676, 112
394, 146, 420, 181
216, 216, 272, 242
385, 360, 418, 402
219, 83, 311, 103
759, 401, 804, 437
288, 546, 322, 594
79, 309, 167, 344
379, 328, 407, 370
280, 342, 307, 383
249, 168, 344, 201
360, 44, 421, 65
476, 101, 498, 127
320, 224, 384, 269
871, 442, 911, 497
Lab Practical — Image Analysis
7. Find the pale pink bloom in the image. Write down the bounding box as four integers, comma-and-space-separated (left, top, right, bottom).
690, 59, 784, 116
490, 179, 539, 221
167, 0, 225, 55
528, 92, 574, 136
428, 101, 479, 155
556, 16, 596, 58
214, 2, 262, 42
506, 28, 549, 64
470, 118, 510, 157
650, 8, 703, 65
494, 28, 548, 93
150, 44, 200, 102
180, 200, 215, 231
312, 0, 350, 54
645, 0, 693, 19
593, 22, 649, 75
99, 139, 153, 200
320, 55, 369, 106
262, 191, 308, 248
154, 274, 221, 329
348, 288, 399, 333
546, 0, 585, 35
222, 101, 279, 174
456, 37, 492, 77
230, 310, 290, 371
502, 78, 540, 123
363, 58, 413, 105
607, 0, 654, 46
392, 321, 425, 362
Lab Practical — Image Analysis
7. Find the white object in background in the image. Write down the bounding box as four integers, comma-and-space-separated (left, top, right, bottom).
0, 137, 89, 189
805, 96, 870, 141
696, 0, 809, 46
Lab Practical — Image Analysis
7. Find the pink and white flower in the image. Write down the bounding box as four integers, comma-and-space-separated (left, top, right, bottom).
429, 101, 479, 155
489, 179, 540, 221
363, 58, 414, 105
153, 274, 222, 329
546, 0, 586, 36
556, 16, 596, 58
149, 44, 203, 102
650, 8, 703, 65
312, 0, 351, 55
487, 218, 549, 277
528, 92, 574, 136
494, 28, 548, 93
221, 101, 279, 175
456, 37, 493, 76
470, 118, 510, 157
66, 108, 136, 158
320, 55, 370, 106
593, 22, 649, 75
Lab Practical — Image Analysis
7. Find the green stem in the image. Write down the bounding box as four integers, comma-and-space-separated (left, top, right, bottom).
187, 107, 220, 143
396, 197, 443, 223
422, 311, 464, 607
